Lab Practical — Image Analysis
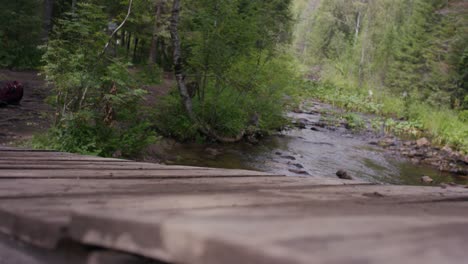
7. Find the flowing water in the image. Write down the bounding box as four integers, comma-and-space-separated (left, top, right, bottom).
146, 102, 467, 186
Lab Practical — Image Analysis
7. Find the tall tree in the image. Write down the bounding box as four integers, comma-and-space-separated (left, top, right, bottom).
148, 0, 166, 64
42, 0, 55, 41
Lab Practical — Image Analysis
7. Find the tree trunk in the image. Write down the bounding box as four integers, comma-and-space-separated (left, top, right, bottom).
42, 0, 54, 41
358, 15, 369, 88
170, 0, 195, 120
148, 0, 165, 64
113, 34, 118, 57
139, 39, 146, 60
120, 30, 125, 49
126, 32, 132, 56
71, 0, 77, 13
133, 37, 139, 62
160, 39, 172, 70
169, 0, 244, 143
354, 11, 361, 46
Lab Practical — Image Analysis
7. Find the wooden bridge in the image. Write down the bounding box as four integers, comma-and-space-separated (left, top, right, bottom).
0, 146, 467, 264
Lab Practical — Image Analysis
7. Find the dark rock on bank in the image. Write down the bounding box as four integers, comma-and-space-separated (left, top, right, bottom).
336, 169, 353, 180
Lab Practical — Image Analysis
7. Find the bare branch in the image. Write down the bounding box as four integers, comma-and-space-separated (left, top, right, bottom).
101, 0, 134, 56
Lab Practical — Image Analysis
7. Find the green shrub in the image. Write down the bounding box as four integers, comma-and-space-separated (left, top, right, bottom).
153, 90, 200, 142
35, 3, 158, 157
343, 113, 365, 131
154, 54, 298, 141
459, 110, 468, 122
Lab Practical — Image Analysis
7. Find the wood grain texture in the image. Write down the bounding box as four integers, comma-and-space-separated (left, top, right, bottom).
0, 147, 467, 264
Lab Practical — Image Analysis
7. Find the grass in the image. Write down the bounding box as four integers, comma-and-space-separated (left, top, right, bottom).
304, 81, 468, 153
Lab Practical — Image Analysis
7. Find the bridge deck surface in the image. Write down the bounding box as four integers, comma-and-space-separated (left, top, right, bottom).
0, 146, 467, 264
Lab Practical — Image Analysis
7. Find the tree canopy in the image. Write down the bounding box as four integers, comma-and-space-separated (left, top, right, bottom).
1, 0, 466, 155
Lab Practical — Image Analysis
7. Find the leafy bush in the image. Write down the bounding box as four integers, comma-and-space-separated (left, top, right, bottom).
154, 0, 296, 142
35, 3, 157, 157
459, 110, 468, 122
155, 54, 299, 141
342, 113, 365, 131
383, 119, 423, 137
153, 90, 200, 141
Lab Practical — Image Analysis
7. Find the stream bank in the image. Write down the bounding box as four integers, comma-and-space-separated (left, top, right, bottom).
143, 100, 468, 186
0, 70, 466, 186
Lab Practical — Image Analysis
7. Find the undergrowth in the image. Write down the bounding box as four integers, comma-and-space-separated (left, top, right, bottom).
305, 81, 468, 153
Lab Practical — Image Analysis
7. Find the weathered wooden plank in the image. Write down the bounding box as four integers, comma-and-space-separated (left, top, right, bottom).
87, 250, 163, 264
0, 163, 219, 171
0, 192, 302, 248
0, 146, 17, 150
0, 209, 68, 248
0, 149, 126, 162
0, 169, 274, 179
0, 146, 467, 264
0, 151, 87, 157
69, 197, 468, 264
0, 183, 466, 250
0, 232, 82, 264
0, 146, 47, 152
0, 160, 136, 166
0, 232, 156, 264
0, 148, 58, 152
0, 157, 128, 162
0, 177, 363, 199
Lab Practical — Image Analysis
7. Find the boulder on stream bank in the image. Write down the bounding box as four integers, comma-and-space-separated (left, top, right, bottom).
336, 170, 353, 180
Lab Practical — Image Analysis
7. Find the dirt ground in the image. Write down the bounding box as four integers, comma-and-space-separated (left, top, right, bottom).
0, 70, 52, 146
0, 70, 175, 147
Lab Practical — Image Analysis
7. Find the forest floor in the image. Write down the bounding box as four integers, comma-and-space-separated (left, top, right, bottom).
0, 70, 52, 146
0, 70, 175, 146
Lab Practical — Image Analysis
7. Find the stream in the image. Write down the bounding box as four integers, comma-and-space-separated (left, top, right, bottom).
144, 101, 467, 186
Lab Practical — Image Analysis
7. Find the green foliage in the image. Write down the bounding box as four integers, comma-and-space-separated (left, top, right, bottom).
459, 110, 468, 122
307, 81, 468, 153
405, 101, 468, 151
156, 53, 299, 141
383, 119, 423, 137
154, 0, 297, 141
38, 3, 157, 157
153, 90, 199, 141
342, 113, 365, 131
0, 0, 43, 69
306, 81, 383, 114
298, 0, 467, 108
295, 0, 468, 152
133, 64, 163, 85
